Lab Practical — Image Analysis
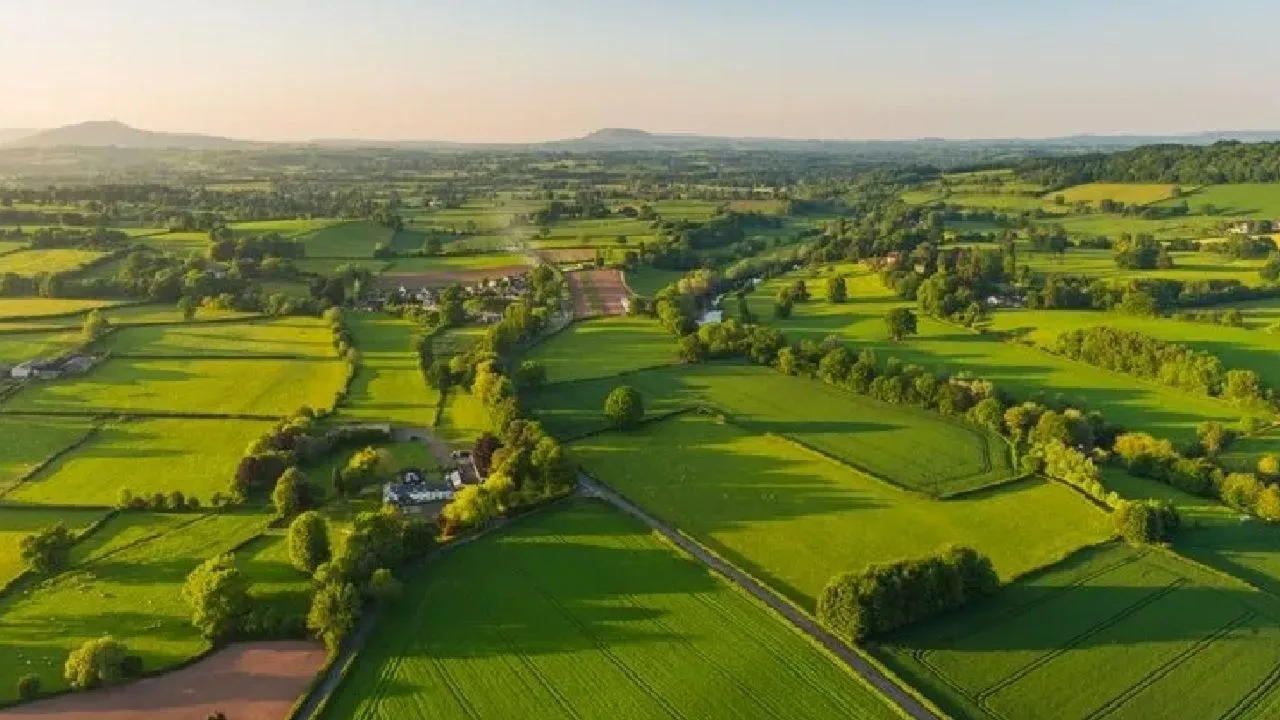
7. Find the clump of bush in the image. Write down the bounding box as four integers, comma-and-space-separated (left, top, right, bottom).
1114, 499, 1181, 544
117, 488, 202, 512
64, 636, 140, 691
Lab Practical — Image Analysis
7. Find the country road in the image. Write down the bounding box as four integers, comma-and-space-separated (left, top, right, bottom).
578, 474, 943, 720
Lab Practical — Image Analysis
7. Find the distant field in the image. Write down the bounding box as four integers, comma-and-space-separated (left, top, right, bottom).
376, 253, 529, 289
0, 416, 96, 493
1158, 183, 1280, 218
1055, 183, 1178, 206
0, 240, 27, 255
229, 218, 341, 236
0, 507, 104, 587
298, 221, 393, 257
0, 248, 106, 276
524, 316, 676, 383
0, 297, 126, 321
430, 324, 486, 358
3, 357, 346, 417
292, 258, 390, 276
534, 363, 1017, 496
878, 542, 1280, 720
653, 199, 721, 220
749, 268, 1241, 443
338, 312, 439, 426
318, 501, 904, 720
532, 217, 658, 249
2, 303, 256, 331
8, 418, 273, 506
574, 413, 1108, 608
1022, 246, 1266, 284
132, 231, 211, 254
0, 511, 268, 703
99, 317, 338, 359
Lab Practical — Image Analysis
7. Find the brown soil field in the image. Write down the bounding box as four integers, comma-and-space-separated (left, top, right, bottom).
0, 641, 325, 720
534, 247, 596, 264
567, 268, 629, 317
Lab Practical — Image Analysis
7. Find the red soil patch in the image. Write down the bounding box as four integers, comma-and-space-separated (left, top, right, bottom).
567, 269, 629, 317
534, 247, 596, 264
0, 641, 325, 720
375, 265, 528, 289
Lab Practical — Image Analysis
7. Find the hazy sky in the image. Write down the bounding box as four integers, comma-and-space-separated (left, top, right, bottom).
4, 0, 1279, 142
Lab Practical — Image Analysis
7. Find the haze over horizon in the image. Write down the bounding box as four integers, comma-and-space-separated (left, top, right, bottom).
6, 0, 1280, 143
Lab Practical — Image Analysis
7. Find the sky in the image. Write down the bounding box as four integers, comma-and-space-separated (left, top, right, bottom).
3, 0, 1280, 142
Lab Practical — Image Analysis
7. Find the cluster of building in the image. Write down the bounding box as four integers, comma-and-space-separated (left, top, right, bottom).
382, 449, 485, 517
362, 272, 530, 325
0, 353, 97, 381
1228, 220, 1280, 235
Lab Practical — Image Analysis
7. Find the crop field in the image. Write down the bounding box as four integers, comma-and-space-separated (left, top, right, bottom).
0, 329, 84, 364
0, 248, 107, 276
2, 357, 346, 417
298, 221, 394, 257
376, 253, 529, 289
339, 312, 439, 425
1156, 183, 1280, 218
1020, 246, 1267, 284
7, 418, 273, 506
318, 501, 905, 720
988, 307, 1280, 389
536, 362, 1017, 495
532, 217, 658, 249
566, 268, 629, 316
98, 317, 338, 358
0, 297, 126, 321
748, 268, 1240, 443
1054, 213, 1223, 241
0, 507, 104, 587
573, 413, 1108, 608
1055, 183, 1179, 206
0, 511, 268, 703
0, 416, 97, 493
624, 267, 685, 296
877, 542, 1280, 720
525, 316, 675, 383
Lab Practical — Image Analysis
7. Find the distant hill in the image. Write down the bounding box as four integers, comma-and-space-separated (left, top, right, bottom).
0, 129, 40, 144
3, 120, 261, 150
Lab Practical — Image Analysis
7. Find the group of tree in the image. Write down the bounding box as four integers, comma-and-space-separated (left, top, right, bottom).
1114, 499, 1181, 544
1017, 141, 1280, 186
604, 386, 645, 429
817, 546, 999, 642
1113, 234, 1173, 270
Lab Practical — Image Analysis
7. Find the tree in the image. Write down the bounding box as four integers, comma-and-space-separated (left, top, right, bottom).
271, 467, 311, 519
884, 308, 918, 342
368, 568, 403, 603
20, 522, 75, 575
308, 582, 361, 652
16, 674, 41, 701
514, 360, 547, 389
1196, 421, 1229, 457
342, 447, 390, 491
81, 308, 110, 342
64, 636, 128, 690
1114, 500, 1180, 544
183, 553, 249, 641
825, 276, 848, 304
177, 295, 198, 321
1259, 454, 1280, 479
288, 511, 331, 574
603, 386, 644, 430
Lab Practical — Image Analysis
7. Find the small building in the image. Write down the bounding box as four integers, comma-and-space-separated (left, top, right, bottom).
383, 468, 457, 517
60, 355, 94, 375
697, 309, 724, 326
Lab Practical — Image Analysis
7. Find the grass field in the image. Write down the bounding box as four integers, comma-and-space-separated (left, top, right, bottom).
7, 418, 273, 506
298, 221, 394, 257
0, 329, 84, 364
430, 324, 487, 359
0, 507, 105, 587
382, 252, 529, 273
749, 268, 1240, 443
0, 303, 256, 332
98, 317, 338, 359
1055, 183, 1179, 206
229, 218, 341, 236
877, 542, 1280, 720
0, 511, 268, 703
1054, 214, 1223, 241
623, 267, 685, 296
1157, 184, 1280, 218
1021, 246, 1267, 284
653, 199, 722, 221
318, 501, 906, 720
236, 532, 312, 620
0, 248, 107, 276
434, 388, 492, 446
573, 413, 1109, 608
338, 312, 439, 426
3, 357, 346, 417
532, 217, 658, 249
533, 362, 1017, 496
292, 258, 390, 276
0, 416, 97, 493
525, 316, 676, 383
0, 298, 126, 321
132, 231, 212, 254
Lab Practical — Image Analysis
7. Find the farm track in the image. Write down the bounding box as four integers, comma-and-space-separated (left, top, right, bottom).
578, 474, 942, 720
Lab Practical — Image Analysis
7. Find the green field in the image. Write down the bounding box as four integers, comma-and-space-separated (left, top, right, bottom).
0, 511, 268, 703
1056, 183, 1179, 206
532, 217, 658, 249
236, 532, 312, 620
1021, 246, 1267, 284
0, 248, 107, 276
318, 501, 905, 720
533, 362, 1017, 495
877, 542, 1280, 720
0, 507, 105, 587
229, 218, 341, 236
0, 329, 84, 364
1054, 213, 1223, 241
98, 317, 338, 359
0, 416, 97, 493
0, 297, 127, 321
132, 231, 213, 254
0, 302, 256, 332
430, 324, 487, 358
299, 221, 394, 257
339, 312, 439, 425
525, 316, 676, 383
623, 267, 685, 296
749, 268, 1241, 443
434, 388, 492, 446
3, 357, 346, 417
1157, 183, 1280, 218
7, 418, 273, 506
382, 252, 529, 274
293, 258, 390, 276
573, 413, 1108, 607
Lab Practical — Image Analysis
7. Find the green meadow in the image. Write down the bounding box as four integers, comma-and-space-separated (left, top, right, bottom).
624, 267, 685, 296
0, 329, 85, 364
1157, 183, 1280, 218
0, 297, 127, 321
319, 501, 906, 720
0, 248, 107, 276
338, 312, 439, 426
1056, 182, 1179, 206
525, 316, 677, 383
0, 507, 105, 587
299, 221, 394, 257
573, 413, 1109, 608
0, 416, 97, 493
98, 317, 339, 358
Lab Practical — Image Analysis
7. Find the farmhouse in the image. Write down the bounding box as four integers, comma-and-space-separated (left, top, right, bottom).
383, 467, 462, 516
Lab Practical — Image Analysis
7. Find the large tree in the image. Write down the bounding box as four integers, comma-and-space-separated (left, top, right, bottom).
288, 511, 331, 574
64, 637, 129, 691
20, 522, 75, 575
308, 581, 361, 652
884, 307, 918, 342
604, 385, 644, 430
182, 553, 249, 641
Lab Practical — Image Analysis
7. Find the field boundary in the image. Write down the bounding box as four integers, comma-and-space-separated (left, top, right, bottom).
0, 420, 103, 499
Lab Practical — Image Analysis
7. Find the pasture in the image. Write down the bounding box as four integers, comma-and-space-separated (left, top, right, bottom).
2, 357, 347, 417
98, 317, 338, 359
131, 231, 212, 254
524, 316, 676, 383
430, 324, 486, 358
573, 413, 1109, 608
533, 362, 1018, 496
531, 217, 658, 249
376, 253, 529, 289
0, 507, 104, 587
0, 511, 268, 703
434, 389, 492, 446
0, 416, 97, 493
624, 267, 685, 296
338, 312, 439, 425
877, 542, 1280, 720
7, 418, 273, 506
318, 501, 905, 720
0, 329, 84, 364
1020, 245, 1267, 284
228, 218, 340, 236
1055, 183, 1179, 206
298, 221, 393, 257
0, 249, 107, 276
237, 533, 312, 619
0, 298, 126, 321
749, 268, 1241, 443
1157, 183, 1280, 218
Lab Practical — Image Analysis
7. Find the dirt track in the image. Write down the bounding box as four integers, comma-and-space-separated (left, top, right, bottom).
0, 641, 325, 720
